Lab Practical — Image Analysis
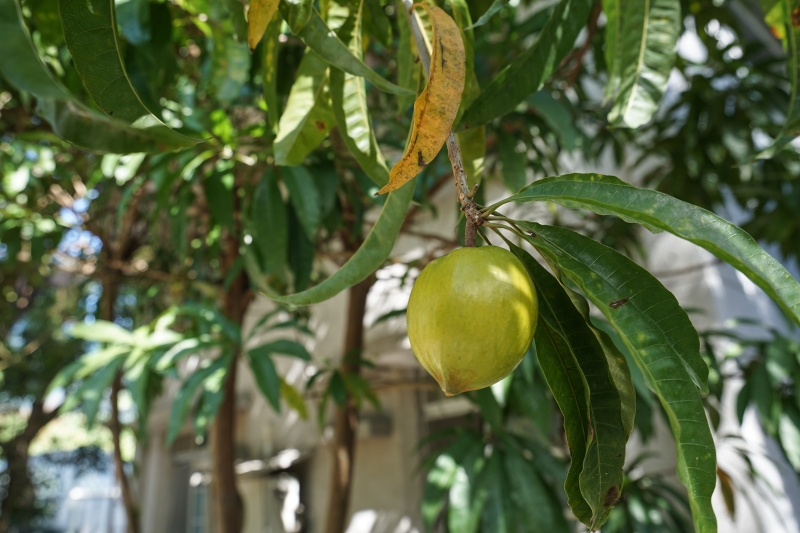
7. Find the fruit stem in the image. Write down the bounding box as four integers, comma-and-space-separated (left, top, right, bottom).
401, 0, 482, 246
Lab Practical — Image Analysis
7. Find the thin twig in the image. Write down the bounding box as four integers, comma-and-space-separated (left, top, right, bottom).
400, 0, 482, 245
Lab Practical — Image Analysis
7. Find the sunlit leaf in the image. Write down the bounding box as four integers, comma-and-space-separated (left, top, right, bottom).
329, 1, 391, 187
378, 5, 465, 195
606, 0, 681, 128
248, 0, 280, 51
274, 50, 334, 166
498, 173, 800, 330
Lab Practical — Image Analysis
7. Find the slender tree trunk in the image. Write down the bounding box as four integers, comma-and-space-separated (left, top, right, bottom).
0, 401, 58, 533
99, 269, 140, 533
211, 227, 251, 533
324, 277, 373, 533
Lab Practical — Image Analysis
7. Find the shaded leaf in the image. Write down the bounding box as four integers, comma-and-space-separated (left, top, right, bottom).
503, 445, 567, 531
248, 346, 281, 411
521, 222, 717, 533
511, 244, 625, 529
396, 7, 421, 114
271, 179, 414, 306
252, 169, 289, 280
167, 354, 232, 445
466, 0, 507, 30
459, 0, 593, 129
59, 0, 199, 146
280, 165, 321, 241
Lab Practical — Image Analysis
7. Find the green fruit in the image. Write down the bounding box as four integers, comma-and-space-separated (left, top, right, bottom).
407, 246, 539, 396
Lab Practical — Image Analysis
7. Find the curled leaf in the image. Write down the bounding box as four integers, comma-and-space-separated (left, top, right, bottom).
376, 4, 465, 195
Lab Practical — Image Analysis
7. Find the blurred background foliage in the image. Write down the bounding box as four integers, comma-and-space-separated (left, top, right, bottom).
1, 0, 800, 532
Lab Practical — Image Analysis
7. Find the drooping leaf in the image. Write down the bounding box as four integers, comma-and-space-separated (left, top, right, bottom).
458, 0, 593, 129
280, 0, 313, 33
274, 50, 334, 166
271, 179, 414, 306
248, 346, 281, 411
422, 433, 482, 528
282, 5, 413, 95
450, 0, 486, 186
0, 0, 193, 153
465, 0, 507, 30
248, 0, 280, 51
503, 445, 568, 532
287, 204, 315, 292
396, 6, 421, 114
167, 354, 232, 445
497, 173, 800, 330
779, 403, 800, 470
76, 358, 124, 428
606, 0, 681, 128
203, 171, 235, 229
377, 4, 466, 195
498, 132, 527, 192
757, 0, 800, 158
155, 335, 221, 371
280, 165, 321, 241
262, 11, 282, 132
254, 339, 312, 360
521, 222, 717, 533
252, 169, 289, 280
511, 244, 625, 529
448, 446, 488, 533
480, 452, 516, 532
280, 378, 308, 418
329, 1, 391, 187
59, 0, 199, 146
602, 0, 621, 101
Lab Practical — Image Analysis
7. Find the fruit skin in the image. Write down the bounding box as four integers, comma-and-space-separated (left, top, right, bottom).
407, 246, 539, 396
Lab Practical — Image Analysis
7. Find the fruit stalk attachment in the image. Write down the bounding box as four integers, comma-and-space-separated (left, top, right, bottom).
400, 0, 481, 246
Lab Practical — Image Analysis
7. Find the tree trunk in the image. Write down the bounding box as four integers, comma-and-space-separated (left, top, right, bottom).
0, 401, 59, 533
210, 228, 251, 533
324, 277, 373, 533
100, 269, 140, 533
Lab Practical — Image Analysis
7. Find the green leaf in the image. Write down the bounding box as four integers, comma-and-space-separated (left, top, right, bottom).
450, 0, 486, 186
757, 0, 800, 158
255, 339, 312, 361
528, 91, 580, 151
471, 388, 504, 435
521, 222, 717, 533
192, 358, 231, 437
280, 0, 313, 33
274, 50, 334, 166
70, 320, 136, 345
458, 0, 594, 129
531, 321, 592, 524
602, 0, 621, 101
208, 28, 251, 106
465, 0, 507, 30
396, 8, 421, 114
280, 166, 321, 241
287, 204, 315, 292
271, 179, 414, 306
280, 378, 308, 419
203, 171, 235, 229
0, 0, 191, 153
59, 0, 199, 147
779, 403, 800, 470
328, 371, 347, 406
284, 6, 414, 95
166, 354, 232, 445
503, 446, 567, 532
606, 0, 681, 128
329, 1, 391, 188
248, 347, 281, 412
480, 452, 516, 533
262, 11, 283, 132
511, 244, 625, 529
252, 169, 289, 280
498, 132, 527, 192
448, 449, 487, 533
155, 335, 220, 371
77, 358, 124, 428
500, 173, 800, 330
422, 433, 482, 528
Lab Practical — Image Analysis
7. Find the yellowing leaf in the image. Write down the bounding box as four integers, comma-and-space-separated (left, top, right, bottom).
376, 4, 465, 196
248, 0, 280, 51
